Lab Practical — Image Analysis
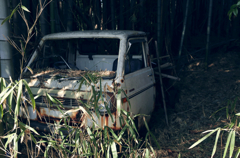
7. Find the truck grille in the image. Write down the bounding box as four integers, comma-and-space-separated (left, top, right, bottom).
35, 96, 87, 107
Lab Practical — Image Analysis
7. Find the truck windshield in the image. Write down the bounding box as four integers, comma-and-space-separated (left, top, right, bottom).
23, 38, 120, 78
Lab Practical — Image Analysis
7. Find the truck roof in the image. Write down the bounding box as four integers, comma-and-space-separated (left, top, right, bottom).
42, 30, 146, 41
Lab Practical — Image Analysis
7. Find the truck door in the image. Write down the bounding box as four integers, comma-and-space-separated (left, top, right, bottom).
122, 38, 155, 117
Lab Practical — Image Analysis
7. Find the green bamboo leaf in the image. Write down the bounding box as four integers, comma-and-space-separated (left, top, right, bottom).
234, 148, 240, 158
126, 122, 138, 143
231, 4, 237, 9
226, 101, 229, 119
121, 109, 138, 134
105, 102, 114, 122
0, 105, 3, 120
22, 79, 35, 110
15, 80, 22, 119
0, 78, 6, 92
229, 12, 233, 20
236, 113, 240, 116
1, 4, 19, 25
107, 127, 118, 140
16, 130, 24, 142
21, 5, 30, 12
143, 117, 161, 149
111, 141, 118, 158
7, 88, 13, 111
233, 8, 238, 16
97, 79, 102, 101
0, 86, 10, 99
211, 128, 221, 158
77, 77, 85, 91
229, 130, 235, 158
13, 133, 18, 158
189, 128, 219, 149
0, 84, 17, 105
46, 93, 64, 108
145, 148, 149, 158
30, 133, 37, 144
3, 133, 15, 149
87, 127, 97, 147
121, 89, 131, 108
106, 145, 110, 158
19, 122, 39, 135
148, 143, 156, 158
44, 144, 50, 158
117, 125, 128, 141
104, 126, 108, 146
178, 153, 181, 158
223, 130, 233, 158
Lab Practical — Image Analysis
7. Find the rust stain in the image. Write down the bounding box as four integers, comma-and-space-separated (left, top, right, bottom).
105, 115, 109, 127
41, 108, 47, 116
121, 79, 124, 83
116, 83, 121, 87
101, 116, 104, 129
125, 90, 127, 94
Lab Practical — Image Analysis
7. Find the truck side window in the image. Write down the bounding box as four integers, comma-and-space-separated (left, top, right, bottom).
125, 41, 146, 74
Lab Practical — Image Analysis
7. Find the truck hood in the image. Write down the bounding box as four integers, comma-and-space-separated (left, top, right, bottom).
23, 69, 116, 90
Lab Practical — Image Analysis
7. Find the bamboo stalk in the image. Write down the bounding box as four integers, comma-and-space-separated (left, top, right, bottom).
157, 0, 161, 55
206, 0, 213, 66
154, 72, 180, 81
110, 0, 115, 30
151, 55, 170, 60
153, 62, 172, 69
155, 41, 169, 126
178, 0, 189, 57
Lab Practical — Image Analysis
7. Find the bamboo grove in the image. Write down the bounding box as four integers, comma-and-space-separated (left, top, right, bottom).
5, 0, 240, 74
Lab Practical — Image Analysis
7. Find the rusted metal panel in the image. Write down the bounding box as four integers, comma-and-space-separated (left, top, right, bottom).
20, 105, 123, 130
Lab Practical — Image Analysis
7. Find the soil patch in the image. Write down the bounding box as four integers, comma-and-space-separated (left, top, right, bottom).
151, 51, 240, 157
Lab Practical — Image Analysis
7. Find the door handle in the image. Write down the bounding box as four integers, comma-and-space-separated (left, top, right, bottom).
148, 74, 152, 77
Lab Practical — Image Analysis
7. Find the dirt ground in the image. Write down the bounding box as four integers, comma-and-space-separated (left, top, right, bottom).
151, 50, 240, 157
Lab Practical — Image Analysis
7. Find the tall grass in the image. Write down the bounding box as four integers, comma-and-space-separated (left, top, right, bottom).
189, 97, 240, 158
0, 71, 159, 158
0, 1, 160, 157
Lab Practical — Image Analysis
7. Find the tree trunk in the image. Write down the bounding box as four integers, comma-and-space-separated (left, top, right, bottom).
0, 0, 14, 80
50, 0, 55, 33
218, 0, 224, 37
73, 5, 93, 30
67, 0, 75, 64
119, 0, 124, 30
54, 0, 61, 32
139, 0, 146, 31
130, 0, 136, 30
22, 0, 30, 35
66, 0, 73, 31
110, 0, 115, 30
40, 0, 50, 36
178, 0, 189, 57
94, 0, 101, 29
206, 0, 213, 66
157, 0, 161, 56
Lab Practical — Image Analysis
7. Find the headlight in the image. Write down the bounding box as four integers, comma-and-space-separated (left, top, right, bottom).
98, 94, 111, 115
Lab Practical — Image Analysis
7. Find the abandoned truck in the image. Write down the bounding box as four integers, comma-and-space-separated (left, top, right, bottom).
20, 30, 156, 131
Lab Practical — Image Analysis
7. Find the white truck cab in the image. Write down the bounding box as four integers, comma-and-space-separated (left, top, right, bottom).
21, 30, 156, 131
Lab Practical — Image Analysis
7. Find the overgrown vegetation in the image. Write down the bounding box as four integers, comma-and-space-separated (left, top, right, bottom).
0, 1, 159, 158
189, 97, 240, 158
187, 2, 240, 158
0, 72, 159, 158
